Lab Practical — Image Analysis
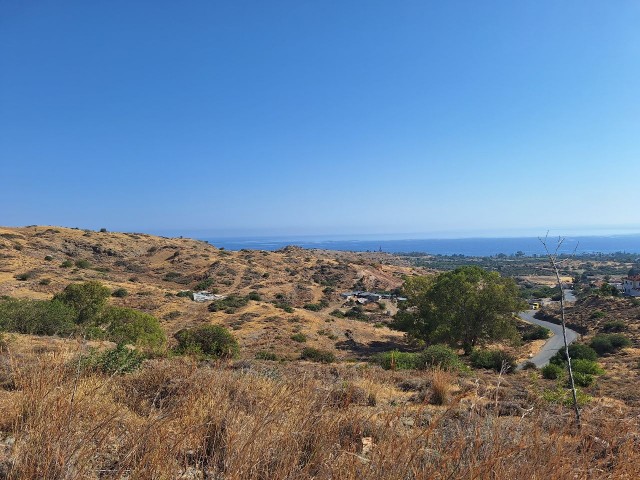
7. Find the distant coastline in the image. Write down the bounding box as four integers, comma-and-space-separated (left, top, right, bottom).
201, 234, 640, 256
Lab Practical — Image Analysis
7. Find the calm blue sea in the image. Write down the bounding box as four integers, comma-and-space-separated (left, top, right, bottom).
200, 234, 640, 256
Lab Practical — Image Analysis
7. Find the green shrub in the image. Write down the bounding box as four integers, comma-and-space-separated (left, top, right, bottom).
550, 344, 598, 365
589, 334, 631, 355
300, 347, 335, 363
344, 307, 367, 320
44, 255, 53, 261
571, 372, 595, 387
176, 290, 194, 299
571, 359, 604, 375
541, 363, 564, 380
60, 260, 73, 268
54, 281, 111, 324
75, 259, 91, 269
373, 350, 418, 370
39, 278, 51, 286
290, 333, 307, 343
543, 386, 591, 406
14, 272, 35, 281
194, 278, 216, 291
329, 309, 345, 318
111, 288, 129, 298
415, 344, 463, 371
0, 298, 76, 336
79, 344, 145, 374
247, 291, 261, 301
174, 324, 239, 359
470, 349, 516, 373
255, 350, 278, 361
208, 296, 249, 312
522, 325, 551, 341
303, 303, 322, 311
102, 307, 166, 351
590, 310, 606, 319
601, 320, 626, 333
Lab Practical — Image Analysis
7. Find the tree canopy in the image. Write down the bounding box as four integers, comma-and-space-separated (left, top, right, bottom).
393, 266, 526, 354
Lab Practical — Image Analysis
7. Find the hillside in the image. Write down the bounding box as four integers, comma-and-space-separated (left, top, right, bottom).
0, 226, 425, 359
1, 226, 640, 478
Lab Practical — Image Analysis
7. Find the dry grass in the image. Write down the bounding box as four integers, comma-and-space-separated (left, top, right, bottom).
1, 343, 639, 479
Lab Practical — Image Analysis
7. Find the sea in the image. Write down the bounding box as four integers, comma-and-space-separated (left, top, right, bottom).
200, 234, 640, 257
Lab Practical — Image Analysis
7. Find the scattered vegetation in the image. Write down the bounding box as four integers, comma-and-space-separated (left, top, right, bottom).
300, 347, 335, 363
173, 324, 239, 359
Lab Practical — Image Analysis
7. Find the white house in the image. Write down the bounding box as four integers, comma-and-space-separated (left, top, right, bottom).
622, 275, 640, 297
193, 291, 227, 302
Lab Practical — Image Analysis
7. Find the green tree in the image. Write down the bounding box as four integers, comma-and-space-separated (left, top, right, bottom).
393, 266, 526, 354
102, 306, 166, 351
53, 281, 111, 324
0, 298, 76, 336
173, 324, 239, 359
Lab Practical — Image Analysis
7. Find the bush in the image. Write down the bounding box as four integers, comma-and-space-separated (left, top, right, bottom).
543, 386, 591, 407
470, 349, 517, 373
300, 347, 335, 363
14, 272, 35, 281
541, 363, 564, 380
75, 259, 91, 269
601, 320, 626, 333
102, 307, 166, 351
54, 281, 111, 324
344, 307, 367, 320
174, 324, 239, 359
303, 303, 322, 311
111, 288, 129, 298
60, 260, 73, 268
247, 291, 261, 301
329, 309, 345, 318
194, 278, 216, 291
290, 333, 307, 343
0, 298, 76, 336
79, 344, 145, 374
522, 325, 551, 341
208, 296, 249, 312
571, 359, 604, 375
373, 350, 418, 370
571, 372, 595, 387
590, 310, 606, 319
589, 334, 631, 355
44, 255, 54, 261
415, 344, 463, 371
255, 350, 278, 361
176, 290, 194, 299
550, 344, 598, 365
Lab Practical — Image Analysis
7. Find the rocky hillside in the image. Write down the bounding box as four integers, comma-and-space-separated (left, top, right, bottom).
0, 226, 427, 359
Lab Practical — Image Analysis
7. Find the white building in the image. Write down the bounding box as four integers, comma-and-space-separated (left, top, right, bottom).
622, 275, 640, 297
193, 291, 227, 302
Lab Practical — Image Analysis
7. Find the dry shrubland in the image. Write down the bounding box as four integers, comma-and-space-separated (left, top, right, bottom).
1, 340, 639, 479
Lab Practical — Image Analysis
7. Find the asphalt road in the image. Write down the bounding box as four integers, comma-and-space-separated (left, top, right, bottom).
518, 309, 579, 368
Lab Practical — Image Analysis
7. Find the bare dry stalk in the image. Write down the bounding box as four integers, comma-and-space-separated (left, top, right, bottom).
539, 233, 581, 429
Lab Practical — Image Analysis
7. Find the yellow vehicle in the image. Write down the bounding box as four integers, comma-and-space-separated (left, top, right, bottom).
530, 302, 540, 310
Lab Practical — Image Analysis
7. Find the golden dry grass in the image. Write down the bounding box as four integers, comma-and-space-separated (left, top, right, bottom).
1, 340, 639, 479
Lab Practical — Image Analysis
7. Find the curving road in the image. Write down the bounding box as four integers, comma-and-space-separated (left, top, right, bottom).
517, 309, 579, 368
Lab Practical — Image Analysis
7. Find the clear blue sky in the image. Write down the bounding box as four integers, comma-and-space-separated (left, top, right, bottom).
1, 1, 639, 238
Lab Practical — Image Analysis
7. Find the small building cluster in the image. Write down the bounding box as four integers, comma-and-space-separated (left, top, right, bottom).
340, 291, 407, 304
622, 275, 640, 297
193, 291, 227, 302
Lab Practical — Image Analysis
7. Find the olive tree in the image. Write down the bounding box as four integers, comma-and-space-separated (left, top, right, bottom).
394, 266, 526, 354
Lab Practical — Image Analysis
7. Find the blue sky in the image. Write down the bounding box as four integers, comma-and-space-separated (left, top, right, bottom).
1, 1, 639, 238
